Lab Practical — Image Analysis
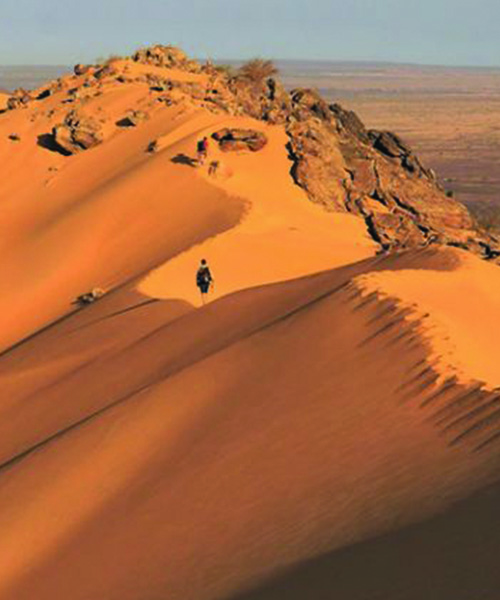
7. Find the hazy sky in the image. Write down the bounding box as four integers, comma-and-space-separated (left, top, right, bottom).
1, 0, 499, 66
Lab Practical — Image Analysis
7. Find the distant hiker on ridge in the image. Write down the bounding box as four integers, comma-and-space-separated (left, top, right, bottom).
196, 136, 209, 166
196, 259, 214, 304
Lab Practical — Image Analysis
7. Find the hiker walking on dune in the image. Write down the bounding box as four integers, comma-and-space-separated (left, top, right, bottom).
196, 259, 214, 304
196, 136, 209, 166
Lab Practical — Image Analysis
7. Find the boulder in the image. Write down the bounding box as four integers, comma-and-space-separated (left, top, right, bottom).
76, 288, 105, 306
37, 88, 52, 100
74, 64, 92, 76
117, 110, 148, 127
93, 65, 117, 81
52, 111, 104, 155
212, 128, 268, 152
7, 89, 31, 110
146, 140, 159, 153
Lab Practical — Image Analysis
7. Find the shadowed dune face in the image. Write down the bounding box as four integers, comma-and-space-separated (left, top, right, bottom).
0, 249, 500, 599
1, 51, 500, 600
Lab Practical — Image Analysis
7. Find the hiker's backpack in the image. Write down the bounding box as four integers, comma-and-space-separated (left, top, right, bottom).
197, 267, 211, 286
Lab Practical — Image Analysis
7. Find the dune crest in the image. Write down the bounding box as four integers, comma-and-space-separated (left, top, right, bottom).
356, 250, 500, 388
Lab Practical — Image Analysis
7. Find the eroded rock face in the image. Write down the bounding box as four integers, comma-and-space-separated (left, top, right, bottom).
271, 87, 499, 255
330, 103, 371, 145
286, 117, 348, 212
212, 128, 268, 152
52, 111, 104, 155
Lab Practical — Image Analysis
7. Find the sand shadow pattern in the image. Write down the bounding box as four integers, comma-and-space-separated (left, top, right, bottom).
350, 279, 500, 454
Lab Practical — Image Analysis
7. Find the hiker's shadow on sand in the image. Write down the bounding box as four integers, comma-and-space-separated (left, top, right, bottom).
171, 153, 198, 167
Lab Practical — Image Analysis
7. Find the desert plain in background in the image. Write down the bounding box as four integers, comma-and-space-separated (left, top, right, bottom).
279, 61, 500, 206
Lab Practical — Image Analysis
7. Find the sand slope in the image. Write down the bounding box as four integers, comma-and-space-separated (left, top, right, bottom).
0, 57, 499, 599
0, 61, 375, 350
0, 93, 8, 111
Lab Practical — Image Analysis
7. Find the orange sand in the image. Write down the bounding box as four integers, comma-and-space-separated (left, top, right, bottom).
356, 250, 500, 388
0, 56, 499, 599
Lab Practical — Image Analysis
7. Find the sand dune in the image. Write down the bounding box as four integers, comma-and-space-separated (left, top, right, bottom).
1, 249, 500, 600
0, 52, 499, 599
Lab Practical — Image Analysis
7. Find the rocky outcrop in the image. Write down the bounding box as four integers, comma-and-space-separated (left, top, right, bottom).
132, 45, 201, 73
52, 111, 104, 155
286, 116, 348, 212
274, 87, 499, 256
94, 64, 117, 81
212, 128, 268, 152
227, 76, 291, 124
74, 64, 93, 76
6, 89, 32, 110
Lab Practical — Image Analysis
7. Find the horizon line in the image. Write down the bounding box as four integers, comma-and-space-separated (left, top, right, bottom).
0, 57, 500, 71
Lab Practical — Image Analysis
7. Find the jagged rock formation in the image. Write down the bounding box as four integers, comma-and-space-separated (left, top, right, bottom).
283, 94, 489, 253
